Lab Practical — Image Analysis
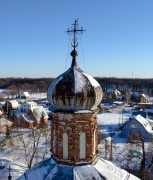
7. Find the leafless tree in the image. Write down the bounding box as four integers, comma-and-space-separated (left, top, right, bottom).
8, 123, 51, 169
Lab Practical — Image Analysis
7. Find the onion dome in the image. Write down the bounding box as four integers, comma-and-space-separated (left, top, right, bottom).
47, 50, 102, 111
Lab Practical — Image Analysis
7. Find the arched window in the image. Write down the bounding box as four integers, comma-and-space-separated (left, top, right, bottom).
80, 132, 86, 159
63, 133, 68, 159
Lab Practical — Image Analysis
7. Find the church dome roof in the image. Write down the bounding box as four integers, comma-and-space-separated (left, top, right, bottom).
47, 51, 102, 112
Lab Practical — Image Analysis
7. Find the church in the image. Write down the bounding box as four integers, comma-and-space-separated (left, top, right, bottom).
17, 20, 139, 180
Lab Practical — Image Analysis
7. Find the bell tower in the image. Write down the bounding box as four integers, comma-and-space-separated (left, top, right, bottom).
48, 20, 102, 165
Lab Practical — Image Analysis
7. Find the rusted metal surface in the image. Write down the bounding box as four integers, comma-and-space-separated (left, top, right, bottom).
48, 64, 102, 111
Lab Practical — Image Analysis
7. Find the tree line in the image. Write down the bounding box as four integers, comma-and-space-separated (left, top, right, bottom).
0, 77, 153, 95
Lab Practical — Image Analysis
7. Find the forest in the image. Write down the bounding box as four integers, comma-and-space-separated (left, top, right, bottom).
0, 77, 153, 95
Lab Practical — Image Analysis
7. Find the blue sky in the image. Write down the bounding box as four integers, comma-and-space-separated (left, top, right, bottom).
0, 0, 153, 78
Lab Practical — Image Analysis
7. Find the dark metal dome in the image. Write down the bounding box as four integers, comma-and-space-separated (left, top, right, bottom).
47, 56, 102, 111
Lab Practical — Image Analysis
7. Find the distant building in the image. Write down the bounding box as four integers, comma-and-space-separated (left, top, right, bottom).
21, 101, 37, 112
106, 87, 121, 96
20, 92, 30, 99
3, 100, 19, 114
140, 94, 149, 103
132, 110, 148, 119
106, 87, 121, 101
19, 106, 48, 128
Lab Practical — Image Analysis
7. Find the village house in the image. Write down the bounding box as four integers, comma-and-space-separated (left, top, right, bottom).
20, 92, 30, 99
3, 100, 19, 115
19, 106, 48, 128
21, 101, 37, 112
121, 114, 153, 141
140, 94, 149, 103
106, 87, 121, 101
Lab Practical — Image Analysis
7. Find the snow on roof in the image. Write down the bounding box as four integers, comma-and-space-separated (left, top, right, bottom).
134, 115, 153, 135
22, 114, 34, 123
17, 157, 139, 180
22, 92, 30, 96
113, 101, 124, 105
0, 110, 3, 115
74, 68, 87, 93
31, 106, 48, 120
74, 110, 93, 114
95, 158, 139, 180
26, 101, 37, 106
147, 118, 153, 127
47, 74, 64, 105
82, 72, 100, 88
7, 100, 19, 108
0, 118, 13, 126
141, 94, 146, 97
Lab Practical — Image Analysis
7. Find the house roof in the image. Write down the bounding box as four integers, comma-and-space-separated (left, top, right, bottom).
31, 106, 48, 121
22, 92, 30, 97
132, 110, 147, 119
17, 157, 139, 180
25, 101, 37, 106
21, 114, 34, 123
7, 100, 19, 108
0, 110, 3, 115
134, 115, 153, 135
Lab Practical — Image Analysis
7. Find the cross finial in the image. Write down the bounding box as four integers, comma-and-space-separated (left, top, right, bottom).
7, 166, 12, 180
66, 19, 85, 50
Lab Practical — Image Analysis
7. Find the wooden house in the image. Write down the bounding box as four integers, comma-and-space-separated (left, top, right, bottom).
140, 94, 149, 103
20, 92, 30, 99
121, 115, 153, 141
19, 106, 48, 128
3, 100, 19, 114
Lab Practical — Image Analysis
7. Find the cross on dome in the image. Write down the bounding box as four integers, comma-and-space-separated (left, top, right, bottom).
66, 19, 85, 50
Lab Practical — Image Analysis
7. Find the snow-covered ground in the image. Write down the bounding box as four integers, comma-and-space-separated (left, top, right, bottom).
30, 93, 47, 100
97, 104, 133, 135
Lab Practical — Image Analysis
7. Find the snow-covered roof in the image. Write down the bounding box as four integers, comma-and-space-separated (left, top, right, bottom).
31, 106, 48, 120
21, 114, 34, 123
0, 110, 3, 115
17, 157, 139, 180
22, 92, 30, 97
134, 115, 153, 135
7, 100, 19, 108
82, 72, 100, 88
26, 101, 37, 106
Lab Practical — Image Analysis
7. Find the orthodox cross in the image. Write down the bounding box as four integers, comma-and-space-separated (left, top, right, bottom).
7, 166, 12, 180
66, 19, 85, 50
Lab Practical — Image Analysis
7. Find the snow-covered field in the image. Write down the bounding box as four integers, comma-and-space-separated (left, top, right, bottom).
30, 93, 47, 100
